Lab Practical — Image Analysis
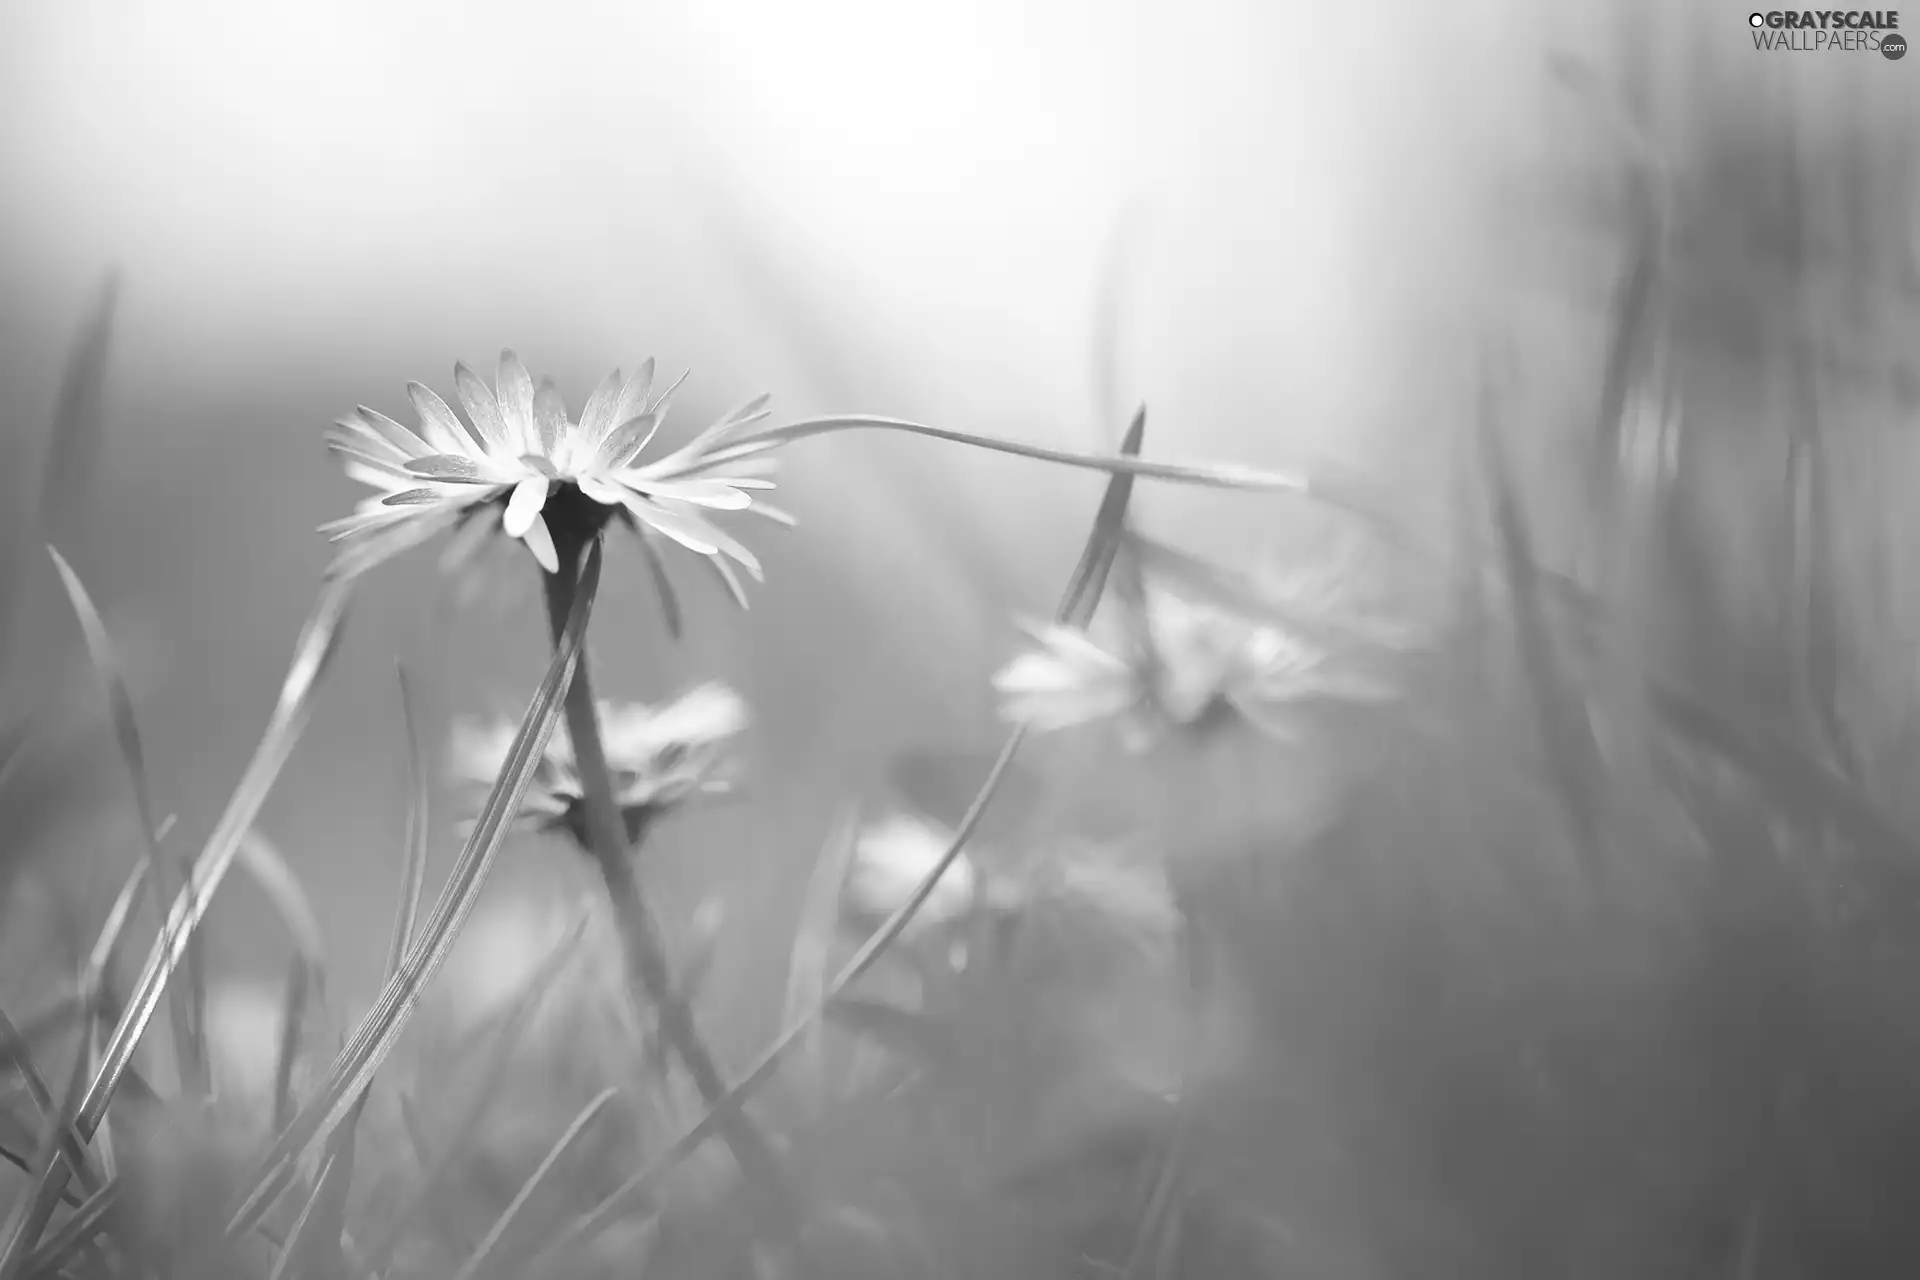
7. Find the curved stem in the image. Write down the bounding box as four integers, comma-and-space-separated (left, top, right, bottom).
539, 532, 802, 1256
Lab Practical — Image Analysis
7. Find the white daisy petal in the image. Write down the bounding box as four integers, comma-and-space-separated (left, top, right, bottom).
577, 367, 624, 445
454, 361, 511, 454
533, 379, 569, 458
383, 487, 452, 507
406, 454, 499, 484
594, 412, 664, 472
329, 443, 417, 485
329, 417, 412, 465
576, 476, 629, 508
703, 552, 750, 609
745, 502, 799, 528
611, 357, 656, 429
644, 367, 691, 417
520, 513, 560, 574
356, 406, 434, 456
618, 494, 720, 556
496, 351, 537, 455
621, 477, 754, 511
502, 476, 551, 538
341, 459, 414, 493
407, 382, 475, 456
692, 514, 763, 580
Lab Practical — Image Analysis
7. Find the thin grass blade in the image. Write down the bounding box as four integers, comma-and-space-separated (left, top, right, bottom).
0, 1010, 95, 1280
221, 542, 602, 1242
707, 415, 1396, 530
454, 1086, 619, 1280
20, 1177, 117, 1279
1478, 391, 1610, 896
236, 831, 328, 976
0, 271, 118, 676
271, 958, 313, 1137
358, 915, 589, 1275
47, 545, 206, 1099
779, 803, 861, 1117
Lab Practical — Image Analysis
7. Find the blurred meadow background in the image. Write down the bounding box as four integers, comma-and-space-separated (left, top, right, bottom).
3, 0, 1920, 1275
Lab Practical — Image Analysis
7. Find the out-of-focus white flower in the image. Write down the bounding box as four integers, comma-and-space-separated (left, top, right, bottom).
994, 581, 1391, 751
449, 684, 747, 843
841, 813, 979, 931
321, 352, 788, 598
202, 980, 295, 1118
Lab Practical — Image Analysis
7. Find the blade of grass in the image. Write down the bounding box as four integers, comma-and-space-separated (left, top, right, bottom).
47, 545, 206, 1101
0, 999, 87, 1080
0, 1010, 96, 1280
356, 914, 589, 1276
453, 1086, 620, 1280
220, 541, 602, 1244
264, 1149, 341, 1280
708, 415, 1400, 536
35, 274, 120, 554
1063, 408, 1146, 615
271, 959, 313, 1138
0, 572, 353, 1274
779, 803, 861, 1120
236, 832, 328, 979
74, 859, 151, 1189
0, 1010, 95, 1199
20, 1178, 117, 1279
528, 402, 1144, 1264
0, 1146, 83, 1212
1477, 381, 1612, 900
1523, 558, 1919, 870
279, 662, 438, 1277
0, 270, 118, 677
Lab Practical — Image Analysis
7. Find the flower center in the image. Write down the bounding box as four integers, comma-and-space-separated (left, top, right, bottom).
533, 480, 620, 565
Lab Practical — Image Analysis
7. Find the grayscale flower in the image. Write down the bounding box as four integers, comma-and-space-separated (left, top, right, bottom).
321, 352, 789, 603
449, 683, 747, 844
993, 584, 1391, 751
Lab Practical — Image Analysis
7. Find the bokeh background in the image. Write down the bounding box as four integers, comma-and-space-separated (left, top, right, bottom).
4, 8, 1920, 1274
0, 0, 1541, 1020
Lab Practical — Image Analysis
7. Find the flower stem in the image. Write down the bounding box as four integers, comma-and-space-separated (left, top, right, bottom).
539, 532, 802, 1258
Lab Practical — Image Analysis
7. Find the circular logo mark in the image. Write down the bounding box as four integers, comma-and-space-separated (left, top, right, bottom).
1884, 32, 1908, 59
1748, 11, 1766, 26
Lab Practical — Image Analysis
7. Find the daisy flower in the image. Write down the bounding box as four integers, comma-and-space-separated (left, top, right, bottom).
993, 582, 1391, 751
840, 813, 981, 933
320, 351, 788, 602
449, 683, 747, 845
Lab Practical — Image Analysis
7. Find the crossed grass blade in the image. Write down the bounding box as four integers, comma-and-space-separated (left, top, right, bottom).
0, 571, 352, 1274
220, 540, 604, 1245
0, 1008, 95, 1202
779, 803, 862, 1120
0, 270, 118, 677
452, 1085, 621, 1280
357, 915, 590, 1277
47, 546, 207, 1102
529, 407, 1147, 1265
1476, 386, 1612, 899
281, 665, 439, 1266
0, 1003, 96, 1280
707, 414, 1399, 535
